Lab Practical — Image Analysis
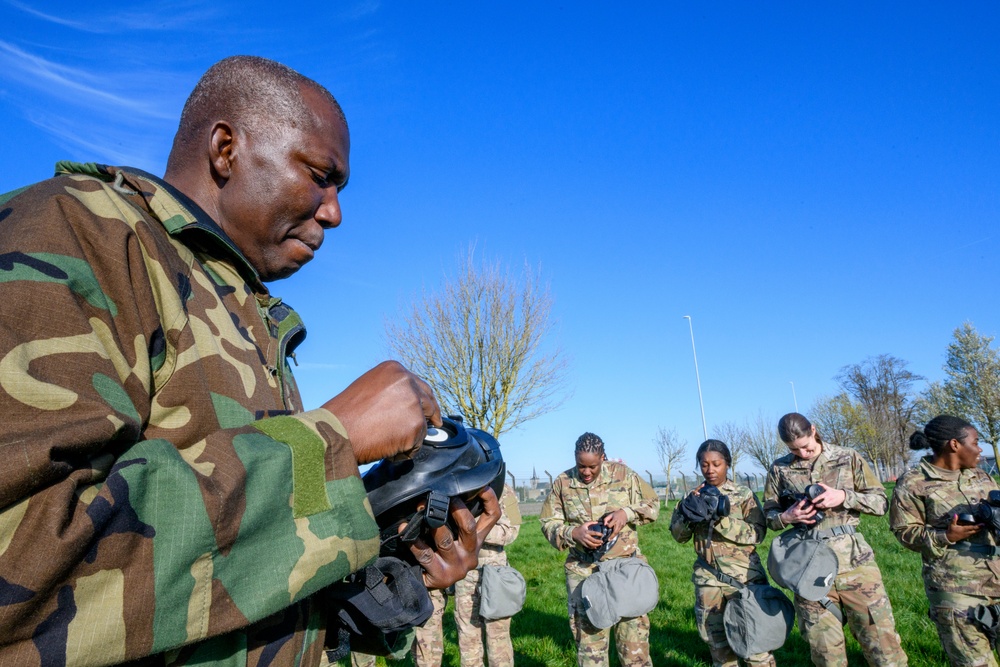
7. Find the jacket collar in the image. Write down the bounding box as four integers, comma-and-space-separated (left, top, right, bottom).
56, 162, 266, 291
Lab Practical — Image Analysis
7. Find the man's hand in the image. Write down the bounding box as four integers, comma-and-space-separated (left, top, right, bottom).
408, 487, 501, 590
323, 361, 441, 464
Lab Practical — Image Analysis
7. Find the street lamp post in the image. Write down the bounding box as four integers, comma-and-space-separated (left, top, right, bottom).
683, 315, 708, 440
790, 381, 799, 412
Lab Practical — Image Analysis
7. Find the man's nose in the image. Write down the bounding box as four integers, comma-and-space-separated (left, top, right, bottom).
316, 189, 342, 229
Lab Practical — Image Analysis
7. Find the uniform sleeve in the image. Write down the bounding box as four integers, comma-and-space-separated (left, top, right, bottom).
762, 464, 787, 531
713, 489, 766, 546
842, 451, 888, 516
889, 480, 951, 558
0, 180, 378, 662
621, 470, 660, 526
485, 485, 521, 547
540, 478, 576, 550
669, 502, 694, 544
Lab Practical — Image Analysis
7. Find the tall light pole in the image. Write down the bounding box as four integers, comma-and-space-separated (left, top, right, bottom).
683, 315, 708, 440
790, 381, 799, 412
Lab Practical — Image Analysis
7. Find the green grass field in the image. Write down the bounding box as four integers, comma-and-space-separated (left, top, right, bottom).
345, 489, 956, 666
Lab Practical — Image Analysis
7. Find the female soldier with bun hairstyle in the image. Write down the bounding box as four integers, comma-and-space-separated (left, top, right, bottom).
890, 415, 1000, 667
763, 413, 907, 667
670, 439, 775, 667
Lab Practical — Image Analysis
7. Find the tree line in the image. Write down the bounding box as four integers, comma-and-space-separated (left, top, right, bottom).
655, 322, 1000, 489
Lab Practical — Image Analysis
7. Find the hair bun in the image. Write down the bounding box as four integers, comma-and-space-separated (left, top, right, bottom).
909, 430, 930, 451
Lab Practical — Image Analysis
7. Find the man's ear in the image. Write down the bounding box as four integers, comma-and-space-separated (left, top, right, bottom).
209, 121, 236, 181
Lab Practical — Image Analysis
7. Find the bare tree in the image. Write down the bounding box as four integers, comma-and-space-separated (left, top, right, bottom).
836, 354, 922, 479
744, 410, 786, 473
654, 427, 688, 500
812, 393, 890, 480
919, 322, 1000, 466
384, 250, 569, 437
711, 420, 748, 481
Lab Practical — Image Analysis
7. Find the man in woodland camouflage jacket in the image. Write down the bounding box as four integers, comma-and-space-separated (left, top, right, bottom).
0, 56, 497, 667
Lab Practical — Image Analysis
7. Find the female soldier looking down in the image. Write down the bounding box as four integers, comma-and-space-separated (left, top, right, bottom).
540, 432, 660, 667
763, 413, 907, 667
670, 439, 775, 667
890, 415, 1000, 667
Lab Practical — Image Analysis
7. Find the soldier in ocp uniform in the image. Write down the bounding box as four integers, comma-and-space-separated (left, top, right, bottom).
413, 588, 449, 667
763, 412, 907, 667
453, 484, 522, 666
671, 440, 776, 667
890, 415, 1000, 667
540, 432, 660, 667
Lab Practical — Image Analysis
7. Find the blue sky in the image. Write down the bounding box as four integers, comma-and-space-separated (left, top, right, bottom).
2, 2, 998, 483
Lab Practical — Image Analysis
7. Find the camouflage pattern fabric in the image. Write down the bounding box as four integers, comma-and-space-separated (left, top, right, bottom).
453, 485, 521, 667
763, 443, 887, 572
795, 561, 906, 667
670, 479, 769, 587
0, 165, 380, 666
671, 479, 774, 666
347, 653, 377, 667
540, 461, 659, 666
891, 457, 1000, 666
413, 588, 447, 667
566, 562, 651, 667
694, 584, 776, 667
764, 444, 907, 666
927, 591, 999, 667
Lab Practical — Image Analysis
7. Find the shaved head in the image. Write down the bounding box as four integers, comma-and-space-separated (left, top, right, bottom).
167, 55, 345, 171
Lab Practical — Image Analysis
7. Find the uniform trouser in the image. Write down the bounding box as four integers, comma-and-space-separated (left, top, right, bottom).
694, 584, 776, 667
413, 588, 448, 667
926, 589, 1000, 667
795, 560, 907, 667
349, 652, 377, 667
566, 560, 652, 667
454, 567, 514, 667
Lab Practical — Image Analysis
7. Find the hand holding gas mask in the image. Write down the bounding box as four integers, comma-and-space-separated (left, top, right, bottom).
779, 484, 827, 526
325, 416, 504, 661
363, 415, 505, 583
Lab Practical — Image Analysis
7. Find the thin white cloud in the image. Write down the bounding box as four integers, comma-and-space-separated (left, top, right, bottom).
0, 41, 176, 120
341, 0, 381, 21
3, 0, 219, 33
26, 111, 167, 171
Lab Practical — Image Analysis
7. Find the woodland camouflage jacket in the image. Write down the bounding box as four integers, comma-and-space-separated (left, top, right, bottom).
763, 443, 887, 572
539, 460, 659, 565
669, 479, 768, 587
890, 457, 1000, 597
0, 164, 380, 666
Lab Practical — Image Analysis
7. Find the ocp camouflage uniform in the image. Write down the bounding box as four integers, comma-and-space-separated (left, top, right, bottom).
0, 165, 380, 666
890, 457, 1000, 667
454, 484, 522, 667
763, 443, 907, 667
670, 480, 775, 667
347, 653, 377, 667
413, 588, 448, 667
540, 460, 660, 667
